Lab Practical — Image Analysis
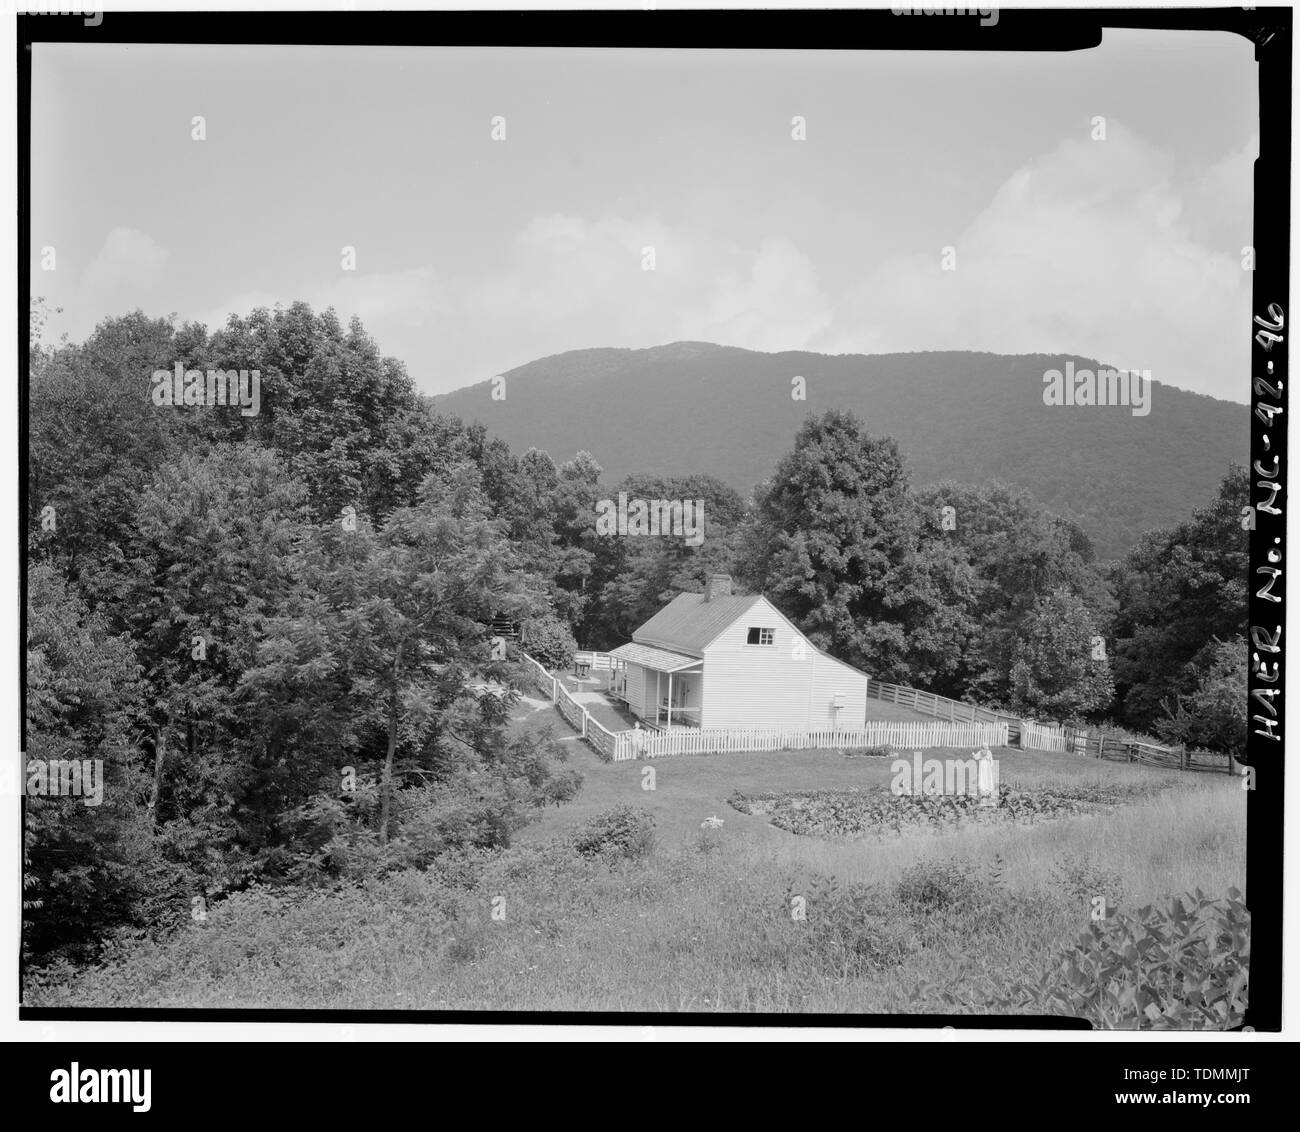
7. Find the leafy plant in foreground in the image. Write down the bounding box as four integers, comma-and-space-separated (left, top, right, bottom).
959, 889, 1249, 1029
569, 805, 656, 861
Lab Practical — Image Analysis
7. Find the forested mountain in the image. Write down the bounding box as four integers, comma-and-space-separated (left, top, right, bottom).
435, 342, 1247, 560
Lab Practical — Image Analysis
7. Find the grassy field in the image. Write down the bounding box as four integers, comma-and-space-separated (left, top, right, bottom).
25, 696, 1247, 1020
514, 738, 1243, 901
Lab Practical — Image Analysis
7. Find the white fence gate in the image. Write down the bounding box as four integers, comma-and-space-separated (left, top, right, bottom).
1018, 721, 1069, 752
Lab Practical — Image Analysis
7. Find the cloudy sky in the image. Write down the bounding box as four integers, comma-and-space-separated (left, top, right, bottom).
31, 30, 1257, 399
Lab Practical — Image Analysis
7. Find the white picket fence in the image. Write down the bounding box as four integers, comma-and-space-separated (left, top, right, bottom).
573, 650, 615, 672
1019, 720, 1069, 752
517, 652, 1008, 762
612, 720, 1009, 761
518, 652, 623, 759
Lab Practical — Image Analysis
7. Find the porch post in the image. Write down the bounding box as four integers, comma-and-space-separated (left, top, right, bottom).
667, 672, 674, 729
656, 669, 661, 726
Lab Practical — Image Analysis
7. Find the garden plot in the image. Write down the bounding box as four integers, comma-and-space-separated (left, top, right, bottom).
731, 778, 1175, 839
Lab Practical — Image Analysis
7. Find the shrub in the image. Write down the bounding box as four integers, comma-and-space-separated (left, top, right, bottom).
569, 805, 656, 861
845, 743, 894, 758
428, 846, 497, 891
482, 841, 602, 889
1049, 857, 1126, 912
976, 889, 1249, 1029
694, 828, 723, 856
522, 613, 579, 671
895, 859, 989, 916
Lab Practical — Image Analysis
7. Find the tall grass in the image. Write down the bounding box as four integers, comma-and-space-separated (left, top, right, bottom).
26, 772, 1246, 1021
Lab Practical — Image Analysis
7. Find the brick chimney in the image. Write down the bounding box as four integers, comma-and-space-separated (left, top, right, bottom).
704, 574, 733, 602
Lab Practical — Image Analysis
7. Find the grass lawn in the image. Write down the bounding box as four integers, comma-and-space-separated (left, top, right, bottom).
524, 676, 1245, 914
516, 738, 1236, 880
862, 699, 951, 723
511, 694, 1244, 904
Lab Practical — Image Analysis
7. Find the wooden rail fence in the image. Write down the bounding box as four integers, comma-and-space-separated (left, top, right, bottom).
1061, 727, 1235, 773
866, 678, 1021, 733
866, 676, 1234, 773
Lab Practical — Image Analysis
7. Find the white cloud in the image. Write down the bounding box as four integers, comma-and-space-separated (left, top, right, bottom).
60, 227, 171, 336
453, 216, 829, 369
1182, 131, 1257, 250
320, 267, 450, 328
196, 268, 448, 344
818, 122, 1251, 400
681, 237, 831, 350
194, 289, 287, 333
195, 214, 832, 387
81, 226, 169, 293
190, 125, 1252, 400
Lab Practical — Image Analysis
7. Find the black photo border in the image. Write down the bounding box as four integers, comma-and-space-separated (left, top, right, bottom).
15, 5, 1289, 1035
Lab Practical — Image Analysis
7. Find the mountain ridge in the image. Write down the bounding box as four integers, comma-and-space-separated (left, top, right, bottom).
434, 342, 1248, 559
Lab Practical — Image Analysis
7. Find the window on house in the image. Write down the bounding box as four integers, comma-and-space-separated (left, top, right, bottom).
746, 627, 775, 645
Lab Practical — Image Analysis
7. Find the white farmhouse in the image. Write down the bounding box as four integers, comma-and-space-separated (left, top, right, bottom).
608, 574, 868, 731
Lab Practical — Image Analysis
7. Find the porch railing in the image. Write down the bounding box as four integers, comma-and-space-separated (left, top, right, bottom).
653, 704, 702, 728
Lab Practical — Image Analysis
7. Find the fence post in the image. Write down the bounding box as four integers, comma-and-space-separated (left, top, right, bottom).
581, 709, 588, 738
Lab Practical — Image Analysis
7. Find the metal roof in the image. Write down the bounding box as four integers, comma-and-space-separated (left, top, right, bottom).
631, 591, 762, 656
608, 642, 705, 673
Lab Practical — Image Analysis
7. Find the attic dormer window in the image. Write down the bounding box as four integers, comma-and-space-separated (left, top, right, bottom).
747, 627, 775, 646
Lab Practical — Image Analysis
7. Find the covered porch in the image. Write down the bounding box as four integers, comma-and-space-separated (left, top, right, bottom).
608, 642, 704, 729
